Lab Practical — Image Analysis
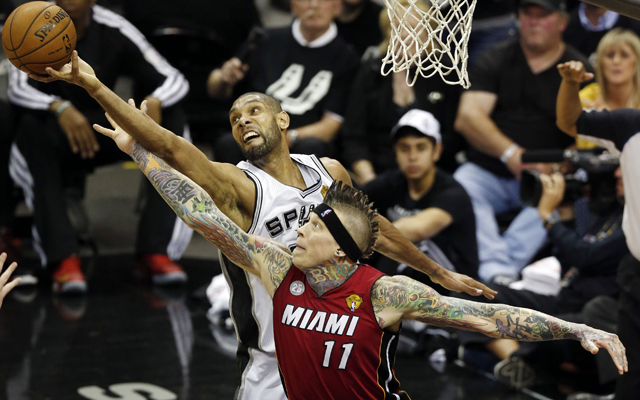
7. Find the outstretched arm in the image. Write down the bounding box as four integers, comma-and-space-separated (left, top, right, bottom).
95, 115, 291, 296
372, 275, 628, 375
321, 158, 496, 299
0, 253, 21, 310
556, 60, 594, 136
30, 52, 251, 221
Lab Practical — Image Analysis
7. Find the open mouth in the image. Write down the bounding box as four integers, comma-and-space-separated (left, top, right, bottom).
243, 131, 260, 143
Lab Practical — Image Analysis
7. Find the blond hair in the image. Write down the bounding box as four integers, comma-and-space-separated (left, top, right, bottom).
595, 28, 640, 108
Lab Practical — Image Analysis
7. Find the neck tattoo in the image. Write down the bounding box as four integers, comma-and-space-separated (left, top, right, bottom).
304, 261, 358, 296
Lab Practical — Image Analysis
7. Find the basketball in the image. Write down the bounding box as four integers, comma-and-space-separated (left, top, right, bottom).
2, 1, 76, 76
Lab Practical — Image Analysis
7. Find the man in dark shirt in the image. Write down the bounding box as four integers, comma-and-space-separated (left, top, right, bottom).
453, 0, 591, 283
335, 0, 383, 58
564, 2, 640, 66
7, 0, 192, 293
363, 110, 479, 286
207, 0, 359, 164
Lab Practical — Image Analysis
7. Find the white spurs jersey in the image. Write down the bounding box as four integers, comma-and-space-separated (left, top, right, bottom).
220, 154, 334, 353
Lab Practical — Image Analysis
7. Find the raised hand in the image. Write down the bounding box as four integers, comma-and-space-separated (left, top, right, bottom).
577, 325, 628, 375
0, 253, 21, 310
557, 60, 594, 84
93, 99, 143, 156
29, 51, 102, 95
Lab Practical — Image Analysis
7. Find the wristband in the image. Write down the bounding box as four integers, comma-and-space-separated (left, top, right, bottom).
54, 100, 72, 118
500, 144, 519, 164
543, 211, 561, 229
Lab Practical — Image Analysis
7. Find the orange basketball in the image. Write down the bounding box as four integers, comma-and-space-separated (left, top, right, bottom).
2, 1, 76, 76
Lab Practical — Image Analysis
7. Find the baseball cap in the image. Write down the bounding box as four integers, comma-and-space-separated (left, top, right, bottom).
520, 0, 567, 12
391, 109, 441, 144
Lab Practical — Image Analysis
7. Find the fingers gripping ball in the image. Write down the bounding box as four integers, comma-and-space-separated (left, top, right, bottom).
2, 1, 76, 76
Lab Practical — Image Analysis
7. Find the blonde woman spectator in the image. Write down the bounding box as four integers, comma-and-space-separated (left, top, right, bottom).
0, 253, 20, 310
580, 28, 640, 110
578, 28, 640, 149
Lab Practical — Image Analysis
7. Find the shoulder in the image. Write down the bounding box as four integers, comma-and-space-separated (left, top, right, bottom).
319, 157, 351, 183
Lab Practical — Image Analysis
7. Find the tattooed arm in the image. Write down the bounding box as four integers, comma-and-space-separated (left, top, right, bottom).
371, 275, 628, 374
95, 114, 292, 296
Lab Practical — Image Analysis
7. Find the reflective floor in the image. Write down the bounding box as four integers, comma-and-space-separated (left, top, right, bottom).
0, 254, 607, 400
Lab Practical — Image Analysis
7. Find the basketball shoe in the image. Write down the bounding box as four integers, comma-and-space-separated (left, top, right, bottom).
136, 254, 187, 285
52, 256, 87, 294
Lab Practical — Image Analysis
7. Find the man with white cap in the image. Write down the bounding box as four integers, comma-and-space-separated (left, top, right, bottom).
363, 109, 479, 284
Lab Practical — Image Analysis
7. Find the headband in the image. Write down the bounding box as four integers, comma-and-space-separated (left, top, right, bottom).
312, 204, 363, 263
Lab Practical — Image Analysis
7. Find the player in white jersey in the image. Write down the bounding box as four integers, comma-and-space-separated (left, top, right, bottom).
30, 53, 496, 399
223, 154, 334, 399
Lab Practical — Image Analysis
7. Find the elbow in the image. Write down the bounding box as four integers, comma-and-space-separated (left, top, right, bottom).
556, 119, 578, 137
454, 112, 472, 135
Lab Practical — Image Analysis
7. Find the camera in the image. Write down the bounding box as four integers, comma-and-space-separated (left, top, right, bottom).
520, 149, 619, 211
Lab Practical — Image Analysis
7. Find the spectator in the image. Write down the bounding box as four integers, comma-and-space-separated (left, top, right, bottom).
577, 29, 640, 152
7, 0, 193, 294
564, 2, 640, 67
458, 167, 628, 388
579, 29, 640, 111
468, 0, 518, 65
453, 0, 591, 283
335, 0, 383, 58
207, 0, 359, 164
362, 109, 479, 286
342, 0, 461, 185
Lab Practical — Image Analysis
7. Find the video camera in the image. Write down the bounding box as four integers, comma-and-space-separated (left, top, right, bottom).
520, 149, 619, 211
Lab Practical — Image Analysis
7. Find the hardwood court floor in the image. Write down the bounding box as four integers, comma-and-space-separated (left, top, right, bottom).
0, 254, 607, 400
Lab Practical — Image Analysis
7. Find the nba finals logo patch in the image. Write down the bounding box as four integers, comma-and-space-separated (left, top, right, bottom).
346, 294, 363, 312
290, 280, 305, 296
321, 185, 328, 197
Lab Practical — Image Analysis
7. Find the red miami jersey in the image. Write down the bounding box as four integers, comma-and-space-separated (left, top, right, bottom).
272, 264, 410, 400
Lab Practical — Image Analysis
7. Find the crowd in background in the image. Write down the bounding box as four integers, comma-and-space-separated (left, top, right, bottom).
0, 0, 637, 398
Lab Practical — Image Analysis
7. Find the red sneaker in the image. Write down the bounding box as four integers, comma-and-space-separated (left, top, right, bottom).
52, 256, 87, 294
136, 254, 187, 285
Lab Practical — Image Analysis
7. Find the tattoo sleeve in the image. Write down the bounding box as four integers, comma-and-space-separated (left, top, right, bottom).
372, 276, 585, 342
131, 143, 292, 290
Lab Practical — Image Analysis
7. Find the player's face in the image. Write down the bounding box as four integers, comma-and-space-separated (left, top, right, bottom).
229, 97, 283, 162
293, 213, 342, 269
518, 5, 567, 52
292, 0, 342, 33
602, 43, 637, 87
56, 0, 95, 21
395, 135, 440, 181
396, 14, 428, 58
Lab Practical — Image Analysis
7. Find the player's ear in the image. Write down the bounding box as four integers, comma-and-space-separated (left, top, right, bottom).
277, 111, 290, 130
433, 142, 443, 162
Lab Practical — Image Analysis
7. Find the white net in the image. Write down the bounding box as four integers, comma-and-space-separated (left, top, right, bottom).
381, 0, 477, 88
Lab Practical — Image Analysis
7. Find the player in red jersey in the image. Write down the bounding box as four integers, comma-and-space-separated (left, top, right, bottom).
96, 116, 627, 399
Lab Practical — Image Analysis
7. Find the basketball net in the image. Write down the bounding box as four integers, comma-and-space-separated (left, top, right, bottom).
381, 0, 477, 88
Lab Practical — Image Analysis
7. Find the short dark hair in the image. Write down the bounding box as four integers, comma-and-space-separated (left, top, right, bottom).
237, 92, 283, 114
323, 181, 380, 259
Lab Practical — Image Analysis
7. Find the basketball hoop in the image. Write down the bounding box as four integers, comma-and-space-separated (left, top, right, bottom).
381, 0, 477, 88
